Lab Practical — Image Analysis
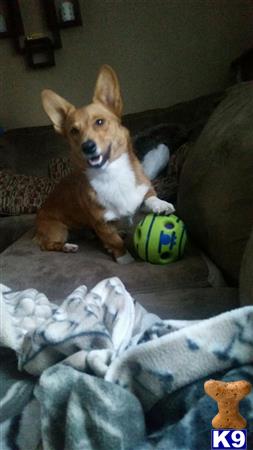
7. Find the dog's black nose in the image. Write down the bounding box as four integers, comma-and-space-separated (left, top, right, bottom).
82, 140, 97, 155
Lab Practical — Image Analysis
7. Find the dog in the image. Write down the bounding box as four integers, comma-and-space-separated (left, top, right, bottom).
35, 65, 175, 263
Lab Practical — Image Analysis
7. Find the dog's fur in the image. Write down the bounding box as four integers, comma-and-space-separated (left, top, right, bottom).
35, 65, 174, 263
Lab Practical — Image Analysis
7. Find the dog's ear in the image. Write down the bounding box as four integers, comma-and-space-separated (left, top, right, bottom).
41, 90, 74, 134
93, 65, 123, 117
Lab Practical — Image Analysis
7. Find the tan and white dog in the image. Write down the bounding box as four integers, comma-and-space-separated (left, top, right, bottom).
35, 65, 175, 263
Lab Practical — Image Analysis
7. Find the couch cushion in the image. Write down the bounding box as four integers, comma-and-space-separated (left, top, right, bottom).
1, 229, 210, 305
240, 228, 253, 305
177, 82, 253, 284
0, 214, 35, 253
136, 287, 239, 319
48, 157, 72, 183
1, 229, 240, 319
0, 170, 54, 215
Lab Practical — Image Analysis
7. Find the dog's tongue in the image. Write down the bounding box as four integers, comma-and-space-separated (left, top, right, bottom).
88, 154, 103, 167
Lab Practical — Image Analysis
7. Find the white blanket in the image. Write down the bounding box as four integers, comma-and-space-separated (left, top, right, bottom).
1, 277, 253, 411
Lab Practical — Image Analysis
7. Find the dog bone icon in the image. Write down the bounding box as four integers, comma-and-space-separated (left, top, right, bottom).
204, 379, 252, 429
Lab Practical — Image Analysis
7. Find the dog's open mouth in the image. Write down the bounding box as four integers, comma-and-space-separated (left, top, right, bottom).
87, 145, 111, 169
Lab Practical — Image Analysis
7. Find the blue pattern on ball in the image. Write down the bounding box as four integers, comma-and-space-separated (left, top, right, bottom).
158, 230, 177, 252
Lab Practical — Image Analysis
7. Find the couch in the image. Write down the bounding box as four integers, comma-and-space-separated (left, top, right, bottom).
1, 84, 252, 321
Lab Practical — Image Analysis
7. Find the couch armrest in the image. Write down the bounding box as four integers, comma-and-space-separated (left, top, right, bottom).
240, 228, 253, 305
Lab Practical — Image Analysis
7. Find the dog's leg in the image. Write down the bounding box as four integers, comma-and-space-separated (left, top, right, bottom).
35, 218, 79, 253
143, 191, 175, 215
94, 221, 134, 264
133, 158, 175, 215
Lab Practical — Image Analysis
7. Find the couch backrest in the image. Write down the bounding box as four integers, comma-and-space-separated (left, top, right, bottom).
0, 91, 224, 178
0, 126, 68, 177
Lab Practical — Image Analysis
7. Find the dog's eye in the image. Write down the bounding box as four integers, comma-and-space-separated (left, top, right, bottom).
95, 118, 105, 127
70, 127, 79, 136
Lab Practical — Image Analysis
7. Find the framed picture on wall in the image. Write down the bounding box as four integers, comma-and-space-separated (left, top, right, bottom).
54, 0, 82, 28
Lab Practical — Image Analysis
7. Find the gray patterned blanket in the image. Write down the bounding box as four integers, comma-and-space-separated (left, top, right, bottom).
0, 277, 253, 450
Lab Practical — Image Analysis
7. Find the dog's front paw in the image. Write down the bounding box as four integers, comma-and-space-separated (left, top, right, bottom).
144, 196, 175, 215
116, 251, 134, 264
63, 243, 79, 253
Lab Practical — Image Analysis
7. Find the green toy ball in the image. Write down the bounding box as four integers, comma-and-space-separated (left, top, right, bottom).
134, 213, 187, 264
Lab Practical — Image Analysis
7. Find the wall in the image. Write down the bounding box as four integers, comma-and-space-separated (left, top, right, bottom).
1, 0, 253, 129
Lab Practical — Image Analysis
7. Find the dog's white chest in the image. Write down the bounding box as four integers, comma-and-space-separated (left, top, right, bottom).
87, 154, 149, 221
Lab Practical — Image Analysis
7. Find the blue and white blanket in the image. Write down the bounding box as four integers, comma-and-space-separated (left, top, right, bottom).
0, 277, 253, 450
